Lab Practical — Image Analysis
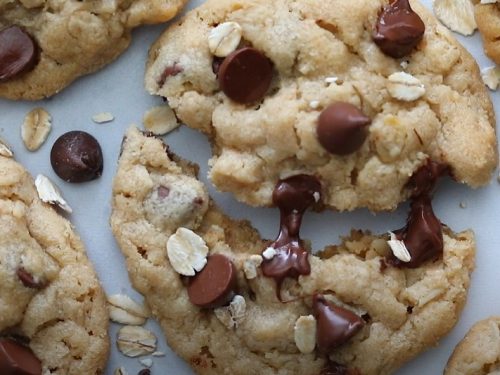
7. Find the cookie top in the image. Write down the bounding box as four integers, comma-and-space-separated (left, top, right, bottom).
445, 317, 500, 375
0, 153, 109, 374
111, 127, 476, 375
0, 0, 187, 100
145, 0, 497, 212
475, 2, 500, 64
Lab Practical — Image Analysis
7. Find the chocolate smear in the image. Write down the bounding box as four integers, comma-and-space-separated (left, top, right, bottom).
0, 338, 42, 375
261, 175, 321, 300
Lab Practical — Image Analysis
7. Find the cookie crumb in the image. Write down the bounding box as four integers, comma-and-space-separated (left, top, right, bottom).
309, 100, 320, 109
459, 201, 467, 209
92, 112, 114, 124
481, 66, 500, 91
151, 351, 165, 357
21, 107, 51, 151
243, 255, 263, 279
139, 358, 153, 368
143, 105, 179, 136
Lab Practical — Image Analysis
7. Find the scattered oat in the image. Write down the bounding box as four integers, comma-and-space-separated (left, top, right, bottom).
21, 107, 51, 151
214, 295, 247, 329
480, 0, 497, 3
262, 247, 277, 260
325, 76, 338, 84
117, 326, 157, 357
109, 306, 146, 326
387, 232, 411, 263
387, 72, 425, 101
35, 174, 72, 213
143, 105, 179, 136
114, 367, 130, 375
139, 358, 153, 368
433, 0, 477, 35
309, 100, 320, 109
0, 138, 13, 158
208, 21, 242, 57
481, 66, 500, 91
243, 254, 263, 279
167, 227, 209, 276
92, 112, 114, 124
108, 294, 150, 319
152, 351, 165, 357
294, 315, 317, 354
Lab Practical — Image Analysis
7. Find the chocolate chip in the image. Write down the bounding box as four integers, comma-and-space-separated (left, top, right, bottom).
157, 186, 170, 199
320, 361, 360, 375
261, 175, 321, 300
312, 294, 365, 353
50, 131, 103, 183
218, 47, 273, 104
212, 57, 224, 76
316, 103, 371, 155
138, 370, 151, 375
372, 0, 425, 58
387, 160, 447, 268
0, 26, 39, 82
187, 254, 237, 309
158, 64, 183, 86
16, 268, 45, 289
0, 338, 42, 375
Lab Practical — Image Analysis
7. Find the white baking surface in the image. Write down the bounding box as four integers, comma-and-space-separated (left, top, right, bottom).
0, 1, 498, 374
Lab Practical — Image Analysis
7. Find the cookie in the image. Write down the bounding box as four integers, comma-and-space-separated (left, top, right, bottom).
111, 127, 476, 375
475, 2, 500, 64
0, 0, 187, 100
445, 317, 500, 375
0, 152, 109, 374
144, 0, 497, 212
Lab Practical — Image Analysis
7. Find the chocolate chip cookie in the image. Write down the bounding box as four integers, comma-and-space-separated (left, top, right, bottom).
111, 127, 476, 375
0, 152, 109, 373
0, 0, 187, 100
475, 2, 500, 64
445, 317, 500, 375
145, 0, 497, 212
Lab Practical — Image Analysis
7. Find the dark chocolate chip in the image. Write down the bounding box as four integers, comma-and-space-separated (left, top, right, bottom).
261, 175, 321, 300
157, 64, 183, 86
16, 268, 45, 289
187, 254, 237, 309
212, 57, 224, 76
50, 131, 103, 183
138, 370, 151, 375
312, 294, 365, 353
218, 47, 273, 104
373, 0, 425, 58
157, 186, 170, 199
320, 361, 360, 375
317, 102, 371, 155
0, 338, 42, 375
0, 26, 39, 82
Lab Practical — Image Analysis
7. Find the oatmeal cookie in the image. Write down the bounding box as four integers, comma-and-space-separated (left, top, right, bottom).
475, 2, 500, 65
445, 317, 500, 375
0, 152, 109, 374
0, 0, 187, 99
145, 0, 497, 212
111, 127, 476, 375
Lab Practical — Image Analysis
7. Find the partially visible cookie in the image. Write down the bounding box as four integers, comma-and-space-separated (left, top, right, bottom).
445, 317, 500, 375
0, 0, 187, 100
0, 152, 109, 373
145, 0, 497, 212
475, 2, 500, 65
111, 127, 476, 375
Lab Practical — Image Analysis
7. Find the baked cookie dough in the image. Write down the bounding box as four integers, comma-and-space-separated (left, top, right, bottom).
111, 127, 476, 375
445, 317, 500, 375
475, 2, 500, 65
0, 152, 109, 374
0, 0, 187, 100
145, 0, 497, 212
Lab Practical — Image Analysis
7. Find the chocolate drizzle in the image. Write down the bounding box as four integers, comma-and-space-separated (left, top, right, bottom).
261, 175, 321, 299
387, 160, 449, 268
313, 294, 365, 353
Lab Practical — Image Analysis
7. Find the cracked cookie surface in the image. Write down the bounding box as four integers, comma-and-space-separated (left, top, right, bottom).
475, 2, 500, 65
145, 0, 497, 212
0, 0, 187, 100
0, 154, 109, 374
445, 317, 500, 375
111, 127, 476, 375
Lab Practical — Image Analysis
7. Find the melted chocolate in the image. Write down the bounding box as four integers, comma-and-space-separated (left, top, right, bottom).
313, 294, 365, 353
387, 160, 448, 268
320, 361, 360, 375
261, 175, 321, 299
